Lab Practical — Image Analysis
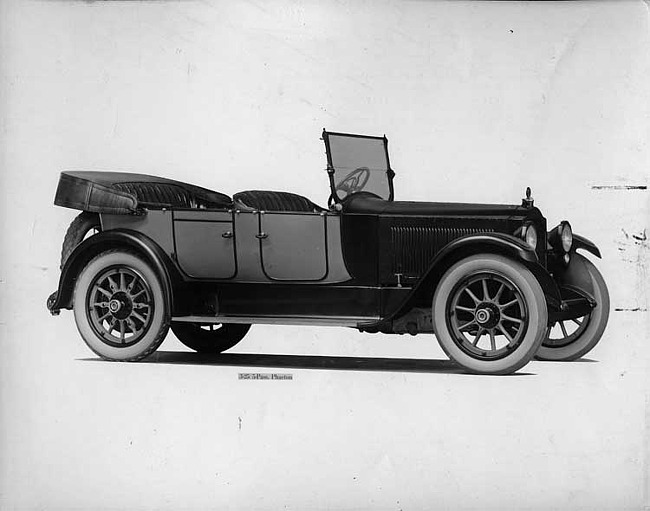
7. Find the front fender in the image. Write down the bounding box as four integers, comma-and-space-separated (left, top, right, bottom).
431, 232, 540, 265
556, 252, 596, 300
572, 233, 601, 258
382, 232, 562, 322
47, 229, 179, 314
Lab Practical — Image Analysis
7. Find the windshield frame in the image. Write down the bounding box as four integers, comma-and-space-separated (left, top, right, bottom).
322, 129, 395, 204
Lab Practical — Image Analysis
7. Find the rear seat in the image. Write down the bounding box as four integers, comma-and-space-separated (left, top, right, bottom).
55, 171, 233, 214
112, 181, 231, 209
233, 190, 324, 212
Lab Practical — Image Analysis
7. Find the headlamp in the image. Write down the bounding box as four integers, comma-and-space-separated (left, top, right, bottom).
548, 221, 573, 254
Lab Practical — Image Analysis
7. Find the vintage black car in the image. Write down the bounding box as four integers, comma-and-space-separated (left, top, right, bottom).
47, 130, 609, 374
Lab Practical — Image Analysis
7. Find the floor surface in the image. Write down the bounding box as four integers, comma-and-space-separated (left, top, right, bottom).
1, 307, 647, 510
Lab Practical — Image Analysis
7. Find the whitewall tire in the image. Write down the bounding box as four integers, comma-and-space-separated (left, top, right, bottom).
432, 254, 548, 375
73, 250, 170, 361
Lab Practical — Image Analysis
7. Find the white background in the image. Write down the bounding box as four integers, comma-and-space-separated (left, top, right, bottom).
1, 0, 649, 509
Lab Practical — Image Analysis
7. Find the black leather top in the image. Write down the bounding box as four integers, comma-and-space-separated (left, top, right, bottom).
55, 171, 232, 214
233, 190, 324, 212
341, 192, 524, 216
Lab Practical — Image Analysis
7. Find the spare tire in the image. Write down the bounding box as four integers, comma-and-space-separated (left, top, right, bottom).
60, 212, 101, 268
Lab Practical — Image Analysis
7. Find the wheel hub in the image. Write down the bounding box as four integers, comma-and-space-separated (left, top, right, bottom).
108, 291, 133, 320
474, 302, 500, 329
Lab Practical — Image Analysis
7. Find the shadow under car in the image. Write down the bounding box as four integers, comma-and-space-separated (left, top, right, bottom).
79, 351, 538, 375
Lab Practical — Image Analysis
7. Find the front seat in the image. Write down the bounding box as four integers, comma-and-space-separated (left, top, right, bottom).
233, 190, 324, 212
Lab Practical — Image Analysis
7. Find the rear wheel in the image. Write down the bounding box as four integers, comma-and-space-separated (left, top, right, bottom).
61, 212, 101, 268
432, 254, 548, 375
536, 254, 609, 361
73, 250, 170, 361
171, 322, 251, 353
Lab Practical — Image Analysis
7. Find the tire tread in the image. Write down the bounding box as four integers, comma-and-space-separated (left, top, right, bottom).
61, 212, 100, 269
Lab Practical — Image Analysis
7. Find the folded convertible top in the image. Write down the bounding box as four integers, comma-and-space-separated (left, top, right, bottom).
54, 171, 232, 214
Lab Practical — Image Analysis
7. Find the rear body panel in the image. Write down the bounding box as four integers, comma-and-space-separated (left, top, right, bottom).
173, 211, 236, 279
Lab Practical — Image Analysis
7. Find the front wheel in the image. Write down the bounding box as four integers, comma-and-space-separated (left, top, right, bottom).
536, 254, 609, 361
73, 250, 170, 361
432, 254, 548, 375
171, 322, 251, 353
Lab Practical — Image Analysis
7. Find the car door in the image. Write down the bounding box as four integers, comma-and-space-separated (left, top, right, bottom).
173, 210, 236, 279
257, 211, 328, 281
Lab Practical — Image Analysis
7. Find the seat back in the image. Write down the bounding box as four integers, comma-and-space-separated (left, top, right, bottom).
112, 182, 231, 209
233, 190, 323, 212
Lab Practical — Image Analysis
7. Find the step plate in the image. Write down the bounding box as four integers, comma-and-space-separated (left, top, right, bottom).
171, 315, 380, 328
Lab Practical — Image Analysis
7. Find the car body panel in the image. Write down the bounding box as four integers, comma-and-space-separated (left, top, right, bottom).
102, 209, 353, 285
173, 211, 236, 279
258, 211, 328, 281
206, 282, 381, 321
101, 210, 175, 254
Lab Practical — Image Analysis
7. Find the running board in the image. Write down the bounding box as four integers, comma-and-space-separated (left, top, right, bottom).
171, 315, 381, 328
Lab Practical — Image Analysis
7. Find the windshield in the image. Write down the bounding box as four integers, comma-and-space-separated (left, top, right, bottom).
323, 131, 394, 202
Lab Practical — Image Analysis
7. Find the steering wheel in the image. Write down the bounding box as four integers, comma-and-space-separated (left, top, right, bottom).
335, 167, 370, 197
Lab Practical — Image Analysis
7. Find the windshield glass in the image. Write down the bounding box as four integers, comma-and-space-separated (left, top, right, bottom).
325, 132, 392, 201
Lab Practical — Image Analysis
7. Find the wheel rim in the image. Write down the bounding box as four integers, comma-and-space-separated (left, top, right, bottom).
86, 265, 155, 347
446, 271, 529, 360
543, 315, 591, 348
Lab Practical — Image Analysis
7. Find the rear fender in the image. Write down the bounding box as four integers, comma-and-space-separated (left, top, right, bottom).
47, 229, 182, 314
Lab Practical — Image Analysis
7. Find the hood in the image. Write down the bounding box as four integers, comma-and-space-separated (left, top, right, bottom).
342, 193, 532, 218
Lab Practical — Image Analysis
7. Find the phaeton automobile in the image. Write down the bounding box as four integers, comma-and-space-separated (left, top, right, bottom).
47, 130, 609, 374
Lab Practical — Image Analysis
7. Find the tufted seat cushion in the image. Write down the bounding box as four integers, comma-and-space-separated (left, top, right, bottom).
233, 190, 324, 212
111, 182, 231, 209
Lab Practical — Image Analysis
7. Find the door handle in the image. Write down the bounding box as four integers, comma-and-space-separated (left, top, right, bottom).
222, 231, 233, 239
255, 232, 268, 239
